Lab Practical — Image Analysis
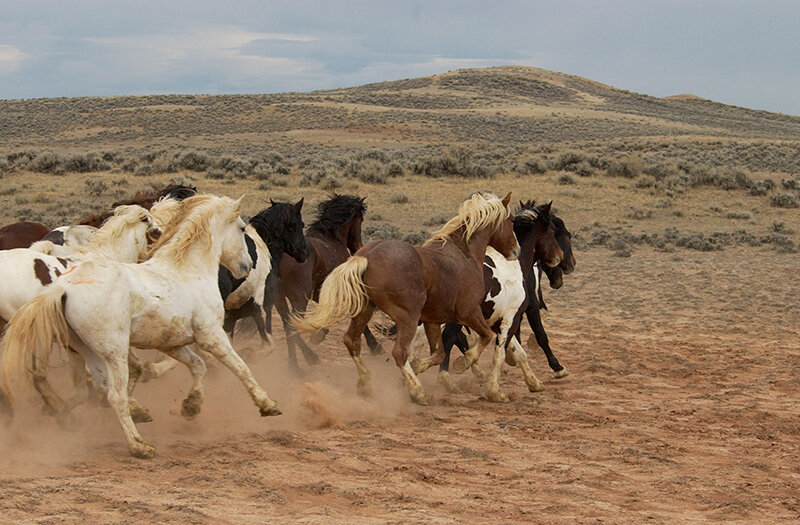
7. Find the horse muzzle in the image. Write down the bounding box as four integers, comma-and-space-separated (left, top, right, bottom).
147, 226, 163, 243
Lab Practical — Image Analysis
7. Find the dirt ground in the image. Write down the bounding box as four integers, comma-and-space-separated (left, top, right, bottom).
1, 244, 798, 524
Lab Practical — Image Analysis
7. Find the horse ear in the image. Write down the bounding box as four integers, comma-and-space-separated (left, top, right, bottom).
270, 198, 276, 205
542, 201, 553, 215
295, 197, 304, 211
232, 195, 245, 215
501, 192, 512, 208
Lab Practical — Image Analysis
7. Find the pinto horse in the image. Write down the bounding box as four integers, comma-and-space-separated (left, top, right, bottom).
292, 192, 524, 405
272, 194, 382, 373
428, 203, 566, 400
1, 195, 280, 459
0, 221, 51, 250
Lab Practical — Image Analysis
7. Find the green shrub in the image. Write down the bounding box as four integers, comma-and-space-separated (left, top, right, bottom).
770, 193, 799, 208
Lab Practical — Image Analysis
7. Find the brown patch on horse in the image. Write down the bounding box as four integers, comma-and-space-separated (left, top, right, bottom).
33, 258, 52, 285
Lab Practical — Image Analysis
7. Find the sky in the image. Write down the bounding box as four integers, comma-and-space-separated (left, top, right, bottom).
1, 0, 799, 116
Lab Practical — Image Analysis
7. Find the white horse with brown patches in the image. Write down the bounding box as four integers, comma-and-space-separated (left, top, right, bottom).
0, 204, 162, 421
1, 195, 280, 459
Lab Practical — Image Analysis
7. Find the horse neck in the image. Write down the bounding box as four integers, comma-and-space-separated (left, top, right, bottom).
83, 228, 142, 263
515, 230, 539, 278
451, 225, 492, 266
150, 230, 221, 278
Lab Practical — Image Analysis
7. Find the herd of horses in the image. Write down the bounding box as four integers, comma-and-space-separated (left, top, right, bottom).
0, 184, 575, 458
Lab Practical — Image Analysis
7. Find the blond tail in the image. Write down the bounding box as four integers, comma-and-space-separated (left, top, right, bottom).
0, 285, 70, 406
291, 256, 369, 332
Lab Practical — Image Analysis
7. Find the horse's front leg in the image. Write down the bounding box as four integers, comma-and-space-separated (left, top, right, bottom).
526, 304, 568, 378
509, 337, 544, 393
194, 326, 281, 417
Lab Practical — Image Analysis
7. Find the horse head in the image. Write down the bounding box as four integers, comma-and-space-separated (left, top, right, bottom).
515, 200, 562, 269
541, 214, 575, 289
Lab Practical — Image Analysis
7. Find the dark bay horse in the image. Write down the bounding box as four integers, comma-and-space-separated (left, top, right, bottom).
292, 192, 523, 405
271, 194, 381, 373
79, 184, 198, 227
0, 222, 51, 250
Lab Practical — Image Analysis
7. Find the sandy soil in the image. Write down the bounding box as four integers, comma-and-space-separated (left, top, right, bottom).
1, 246, 799, 524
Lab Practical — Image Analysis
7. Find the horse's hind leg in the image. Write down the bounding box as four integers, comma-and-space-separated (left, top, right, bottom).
162, 346, 207, 420
276, 296, 316, 372
343, 305, 376, 398
451, 313, 494, 375
410, 322, 446, 375
77, 339, 156, 458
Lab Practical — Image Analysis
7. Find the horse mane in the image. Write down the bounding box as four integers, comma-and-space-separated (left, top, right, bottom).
78, 205, 150, 254
424, 192, 509, 247
308, 194, 366, 236
146, 195, 240, 266
250, 202, 296, 243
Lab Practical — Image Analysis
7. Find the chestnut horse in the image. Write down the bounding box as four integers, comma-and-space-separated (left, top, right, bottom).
292, 192, 522, 405
78, 183, 197, 227
0, 221, 51, 250
271, 194, 383, 373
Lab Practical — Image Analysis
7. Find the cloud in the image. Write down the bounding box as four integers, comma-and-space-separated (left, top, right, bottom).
0, 44, 29, 74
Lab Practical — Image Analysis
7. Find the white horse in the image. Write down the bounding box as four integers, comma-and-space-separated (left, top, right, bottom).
1, 195, 280, 459
0, 205, 162, 421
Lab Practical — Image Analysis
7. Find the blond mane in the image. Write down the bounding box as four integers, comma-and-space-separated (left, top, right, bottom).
146, 194, 241, 266
424, 192, 510, 247
78, 205, 151, 254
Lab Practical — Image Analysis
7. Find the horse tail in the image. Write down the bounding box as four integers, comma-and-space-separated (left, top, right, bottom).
0, 285, 70, 406
291, 256, 369, 332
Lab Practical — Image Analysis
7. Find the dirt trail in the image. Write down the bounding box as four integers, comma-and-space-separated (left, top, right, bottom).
1, 248, 799, 524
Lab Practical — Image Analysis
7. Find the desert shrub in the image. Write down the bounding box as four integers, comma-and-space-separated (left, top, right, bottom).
151, 154, 179, 173
404, 230, 429, 245
423, 212, 450, 226
205, 169, 226, 180
589, 229, 611, 245
134, 164, 153, 176
521, 156, 548, 174
635, 175, 656, 188
770, 193, 799, 208
387, 162, 403, 177
179, 151, 212, 172
410, 146, 494, 179
760, 233, 796, 253
273, 162, 291, 175
726, 211, 752, 220
84, 178, 107, 196
606, 155, 641, 178
654, 198, 672, 208
30, 152, 64, 173
781, 178, 799, 190
630, 209, 652, 220
0, 157, 9, 173
63, 152, 110, 173
0, 185, 18, 196
364, 223, 402, 241
257, 181, 272, 191
347, 159, 388, 184
749, 180, 775, 196
550, 150, 602, 172
321, 175, 342, 190
389, 193, 409, 204
574, 161, 595, 177
252, 165, 273, 180
114, 177, 129, 187
643, 163, 681, 181
557, 173, 575, 185
772, 221, 794, 235
609, 237, 632, 257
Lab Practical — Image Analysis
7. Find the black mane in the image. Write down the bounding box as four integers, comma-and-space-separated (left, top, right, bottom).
249, 202, 299, 243
308, 194, 366, 236
513, 199, 551, 233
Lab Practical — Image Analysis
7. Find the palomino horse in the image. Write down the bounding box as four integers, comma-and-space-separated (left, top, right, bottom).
272, 194, 383, 373
0, 205, 162, 421
0, 221, 51, 250
1, 195, 280, 459
427, 201, 564, 401
292, 192, 521, 405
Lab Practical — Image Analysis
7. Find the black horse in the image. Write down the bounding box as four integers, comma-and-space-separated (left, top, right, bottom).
219, 199, 309, 344
439, 208, 576, 382
271, 194, 384, 373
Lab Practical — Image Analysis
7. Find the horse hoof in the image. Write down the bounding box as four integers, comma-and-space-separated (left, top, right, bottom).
554, 368, 569, 379
487, 391, 510, 403
132, 410, 154, 424
528, 382, 545, 393
452, 356, 470, 374
410, 394, 428, 406
181, 400, 201, 420
260, 406, 282, 417
130, 443, 156, 459
504, 354, 517, 367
